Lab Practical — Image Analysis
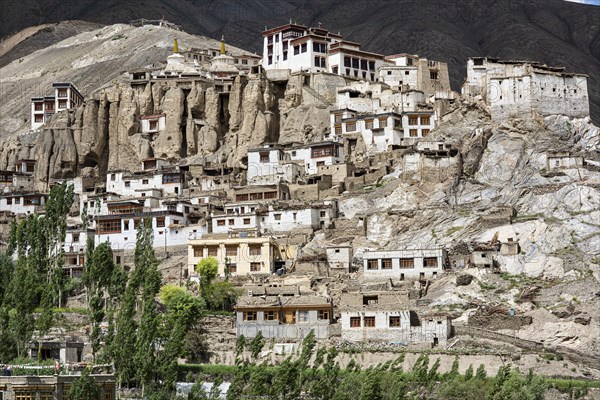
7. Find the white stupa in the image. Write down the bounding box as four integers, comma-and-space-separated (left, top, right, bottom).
208, 36, 239, 79
163, 38, 200, 77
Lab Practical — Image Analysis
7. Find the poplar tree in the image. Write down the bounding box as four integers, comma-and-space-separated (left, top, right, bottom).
132, 219, 162, 395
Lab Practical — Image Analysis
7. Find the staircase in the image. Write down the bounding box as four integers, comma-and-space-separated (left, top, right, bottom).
302, 84, 332, 107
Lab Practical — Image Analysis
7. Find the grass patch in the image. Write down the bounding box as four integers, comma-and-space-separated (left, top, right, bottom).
446, 226, 463, 235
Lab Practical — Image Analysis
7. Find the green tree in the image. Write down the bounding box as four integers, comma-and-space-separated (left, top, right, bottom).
69, 368, 101, 400
476, 364, 487, 380
196, 257, 218, 296
464, 364, 474, 380
133, 219, 162, 396
158, 285, 205, 390
360, 367, 382, 400
249, 331, 265, 360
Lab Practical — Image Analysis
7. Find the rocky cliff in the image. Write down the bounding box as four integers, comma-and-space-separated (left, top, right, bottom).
0, 24, 330, 183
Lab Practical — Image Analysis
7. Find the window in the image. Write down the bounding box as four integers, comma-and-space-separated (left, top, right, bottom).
265, 310, 279, 321
382, 258, 392, 269
163, 174, 181, 184
243, 311, 257, 321
243, 218, 251, 225
228, 263, 237, 274
6, 198, 12, 205
405, 71, 410, 75
264, 191, 277, 199
344, 56, 351, 67
361, 59, 368, 70
259, 152, 270, 163
408, 115, 418, 125
346, 122, 356, 132
142, 179, 149, 185
97, 219, 122, 234
124, 181, 130, 187
156, 217, 165, 227
422, 129, 430, 136
58, 99, 67, 109
35, 114, 44, 123
226, 246, 238, 257
365, 119, 373, 129
274, 213, 282, 221
387, 70, 392, 76
424, 257, 438, 268
298, 310, 309, 323
207, 246, 218, 256
367, 259, 378, 270
379, 117, 388, 128
320, 211, 326, 217
369, 61, 375, 71
350, 316, 361, 328
228, 219, 235, 226
193, 246, 203, 257
352, 58, 359, 69
399, 258, 415, 268
430, 71, 439, 80
409, 129, 418, 137
394, 119, 402, 128
283, 52, 288, 61
316, 161, 325, 167
250, 262, 262, 272
294, 45, 300, 55
318, 310, 330, 320
389, 316, 401, 327
217, 219, 225, 226
364, 316, 376, 327
421, 116, 430, 125
110, 173, 116, 181
72, 233, 80, 242
149, 120, 158, 131
301, 43, 307, 53
249, 245, 262, 256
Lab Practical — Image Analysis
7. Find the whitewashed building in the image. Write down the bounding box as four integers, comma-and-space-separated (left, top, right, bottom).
546, 152, 584, 170
286, 142, 344, 175
339, 292, 451, 346
211, 201, 336, 234
247, 145, 305, 185
331, 82, 438, 154
94, 198, 207, 252
106, 161, 185, 197
363, 248, 447, 280
140, 114, 166, 134
379, 54, 451, 98
262, 23, 385, 81
326, 245, 353, 272
31, 83, 84, 130
0, 192, 47, 215
461, 57, 589, 120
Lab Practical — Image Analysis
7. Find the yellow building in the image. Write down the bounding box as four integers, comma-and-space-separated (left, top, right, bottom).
188, 231, 283, 277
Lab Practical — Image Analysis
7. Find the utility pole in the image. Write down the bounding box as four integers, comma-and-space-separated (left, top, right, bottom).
164, 227, 168, 258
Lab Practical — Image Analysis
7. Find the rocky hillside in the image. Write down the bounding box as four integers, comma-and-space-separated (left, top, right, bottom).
1, 0, 599, 123
1, 21, 599, 359
0, 20, 103, 68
